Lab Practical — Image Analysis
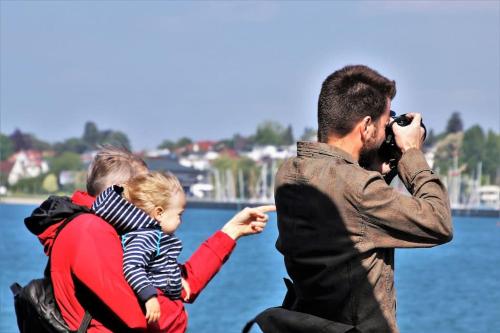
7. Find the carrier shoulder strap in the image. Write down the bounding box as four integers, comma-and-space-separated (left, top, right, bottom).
77, 311, 92, 333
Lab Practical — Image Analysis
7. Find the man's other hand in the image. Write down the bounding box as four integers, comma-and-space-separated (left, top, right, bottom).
392, 113, 425, 152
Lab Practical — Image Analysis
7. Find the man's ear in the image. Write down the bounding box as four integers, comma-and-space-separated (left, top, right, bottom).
360, 116, 373, 142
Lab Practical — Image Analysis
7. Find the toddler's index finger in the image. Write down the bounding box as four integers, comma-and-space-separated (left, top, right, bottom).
255, 205, 276, 213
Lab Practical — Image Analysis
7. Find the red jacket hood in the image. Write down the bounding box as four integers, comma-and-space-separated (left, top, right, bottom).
37, 191, 95, 256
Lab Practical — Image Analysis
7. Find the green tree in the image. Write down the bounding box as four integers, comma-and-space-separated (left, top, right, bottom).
300, 127, 317, 141
212, 155, 260, 198
9, 129, 31, 151
54, 138, 89, 154
445, 111, 464, 134
158, 140, 176, 150
29, 134, 52, 151
212, 154, 235, 171
236, 157, 260, 198
282, 125, 295, 145
49, 152, 83, 177
460, 125, 485, 174
10, 174, 45, 194
433, 132, 463, 174
0, 134, 14, 160
232, 134, 251, 151
254, 121, 285, 146
100, 130, 131, 150
42, 173, 59, 193
176, 137, 192, 148
424, 128, 437, 148
83, 121, 99, 147
483, 131, 500, 185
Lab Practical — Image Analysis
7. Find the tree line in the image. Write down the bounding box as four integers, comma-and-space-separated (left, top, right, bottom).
1, 114, 499, 193
430, 112, 499, 185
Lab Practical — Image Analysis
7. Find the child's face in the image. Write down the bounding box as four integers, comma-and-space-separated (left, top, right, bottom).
153, 191, 186, 234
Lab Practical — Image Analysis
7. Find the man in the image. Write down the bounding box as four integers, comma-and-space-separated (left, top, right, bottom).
33, 146, 240, 332
274, 65, 452, 332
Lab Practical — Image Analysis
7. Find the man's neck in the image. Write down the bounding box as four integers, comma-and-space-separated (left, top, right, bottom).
326, 133, 361, 162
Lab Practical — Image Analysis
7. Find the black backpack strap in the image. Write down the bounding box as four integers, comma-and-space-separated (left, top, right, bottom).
77, 311, 92, 333
242, 278, 296, 333
12, 198, 94, 333
242, 277, 355, 333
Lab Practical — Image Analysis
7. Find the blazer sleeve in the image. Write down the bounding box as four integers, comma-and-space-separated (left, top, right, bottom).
356, 148, 453, 248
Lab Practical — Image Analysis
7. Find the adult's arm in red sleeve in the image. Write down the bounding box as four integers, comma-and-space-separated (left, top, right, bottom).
71, 217, 148, 329
181, 230, 236, 303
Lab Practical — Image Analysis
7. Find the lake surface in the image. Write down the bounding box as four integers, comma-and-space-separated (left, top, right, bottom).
1, 203, 499, 332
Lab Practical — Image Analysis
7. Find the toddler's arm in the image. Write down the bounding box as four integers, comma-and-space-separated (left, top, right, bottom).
122, 232, 159, 303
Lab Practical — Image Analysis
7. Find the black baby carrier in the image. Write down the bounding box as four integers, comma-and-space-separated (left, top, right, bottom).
10, 196, 92, 333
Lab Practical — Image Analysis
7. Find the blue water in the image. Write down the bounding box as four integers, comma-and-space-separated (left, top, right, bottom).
1, 203, 499, 333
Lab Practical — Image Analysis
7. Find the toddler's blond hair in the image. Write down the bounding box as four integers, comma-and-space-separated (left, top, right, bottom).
123, 171, 183, 215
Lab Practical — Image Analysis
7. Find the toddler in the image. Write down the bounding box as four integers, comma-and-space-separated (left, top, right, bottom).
92, 172, 188, 323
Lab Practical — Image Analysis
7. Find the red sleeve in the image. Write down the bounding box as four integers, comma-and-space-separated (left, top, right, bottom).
71, 216, 147, 329
180, 230, 236, 303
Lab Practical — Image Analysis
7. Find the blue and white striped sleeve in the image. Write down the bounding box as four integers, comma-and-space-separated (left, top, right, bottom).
122, 231, 158, 302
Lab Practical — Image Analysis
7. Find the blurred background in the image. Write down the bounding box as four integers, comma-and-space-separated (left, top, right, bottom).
0, 1, 499, 332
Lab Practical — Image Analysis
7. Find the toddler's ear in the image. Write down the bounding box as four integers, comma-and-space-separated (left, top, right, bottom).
153, 206, 164, 219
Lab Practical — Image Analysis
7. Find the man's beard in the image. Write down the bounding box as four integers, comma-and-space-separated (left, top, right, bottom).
359, 143, 380, 169
359, 127, 382, 169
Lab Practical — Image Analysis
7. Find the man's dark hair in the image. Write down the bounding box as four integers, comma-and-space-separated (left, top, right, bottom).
317, 65, 396, 142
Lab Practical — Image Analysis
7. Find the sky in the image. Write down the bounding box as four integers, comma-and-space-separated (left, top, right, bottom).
1, 1, 499, 150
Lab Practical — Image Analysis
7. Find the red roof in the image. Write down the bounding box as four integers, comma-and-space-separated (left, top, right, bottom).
8, 150, 45, 166
0, 160, 14, 174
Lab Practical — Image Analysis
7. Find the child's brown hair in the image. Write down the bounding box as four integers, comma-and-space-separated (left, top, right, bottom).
123, 171, 183, 215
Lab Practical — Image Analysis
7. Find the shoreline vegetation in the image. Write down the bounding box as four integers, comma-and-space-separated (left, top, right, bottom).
1, 114, 498, 212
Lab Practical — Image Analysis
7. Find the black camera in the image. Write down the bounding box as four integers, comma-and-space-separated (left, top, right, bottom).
378, 113, 427, 163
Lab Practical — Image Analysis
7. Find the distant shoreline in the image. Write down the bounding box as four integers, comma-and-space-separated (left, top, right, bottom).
0, 195, 274, 209
0, 196, 45, 205
1, 196, 498, 218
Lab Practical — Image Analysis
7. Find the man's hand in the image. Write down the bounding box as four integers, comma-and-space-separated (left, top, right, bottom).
221, 205, 276, 240
365, 153, 393, 175
363, 152, 398, 184
145, 296, 161, 323
392, 113, 426, 153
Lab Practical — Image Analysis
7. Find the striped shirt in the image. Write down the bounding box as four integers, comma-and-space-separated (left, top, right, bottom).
92, 185, 183, 302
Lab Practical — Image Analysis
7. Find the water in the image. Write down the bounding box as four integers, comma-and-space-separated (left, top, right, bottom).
1, 203, 499, 333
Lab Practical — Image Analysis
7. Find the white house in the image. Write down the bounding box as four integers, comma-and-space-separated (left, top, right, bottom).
244, 145, 296, 162
7, 150, 49, 185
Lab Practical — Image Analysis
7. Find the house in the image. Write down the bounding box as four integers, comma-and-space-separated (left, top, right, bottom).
144, 156, 209, 195
4, 150, 49, 185
175, 140, 217, 156
0, 160, 15, 187
179, 151, 220, 171
244, 145, 296, 162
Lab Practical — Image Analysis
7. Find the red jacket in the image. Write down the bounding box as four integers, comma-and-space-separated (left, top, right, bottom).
37, 191, 236, 332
